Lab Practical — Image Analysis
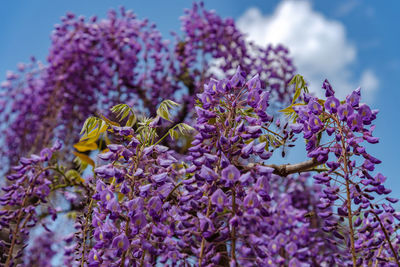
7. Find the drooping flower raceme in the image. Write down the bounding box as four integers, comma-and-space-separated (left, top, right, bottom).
0, 141, 62, 266
292, 79, 400, 266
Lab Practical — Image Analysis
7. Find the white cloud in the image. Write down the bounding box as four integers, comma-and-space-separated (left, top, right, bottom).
237, 0, 379, 100
359, 69, 379, 101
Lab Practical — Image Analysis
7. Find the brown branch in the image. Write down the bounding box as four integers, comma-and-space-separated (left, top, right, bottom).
80, 198, 94, 267
231, 189, 237, 264
263, 157, 320, 177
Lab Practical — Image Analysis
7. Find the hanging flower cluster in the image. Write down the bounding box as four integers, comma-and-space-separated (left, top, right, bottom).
0, 141, 62, 266
181, 67, 342, 266
289, 79, 400, 265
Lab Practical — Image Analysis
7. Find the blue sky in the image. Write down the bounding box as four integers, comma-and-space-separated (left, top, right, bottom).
1, 0, 399, 198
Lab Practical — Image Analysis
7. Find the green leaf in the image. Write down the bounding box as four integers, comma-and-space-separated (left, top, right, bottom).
111, 104, 136, 122
80, 117, 90, 135
99, 114, 120, 127
164, 99, 180, 108
79, 115, 110, 143
292, 87, 301, 104
168, 128, 179, 140
177, 123, 195, 135
80, 123, 107, 142
279, 103, 304, 115
73, 157, 87, 172
157, 100, 180, 122
65, 169, 84, 183
126, 113, 137, 127
87, 117, 98, 133
80, 117, 95, 135
268, 134, 277, 148
80, 117, 102, 138
121, 108, 130, 121
290, 74, 309, 104
279, 103, 305, 123
158, 105, 171, 122
259, 135, 269, 151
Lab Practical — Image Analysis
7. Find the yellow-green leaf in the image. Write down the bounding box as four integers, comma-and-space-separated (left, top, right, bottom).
279, 103, 304, 115
100, 114, 120, 127
292, 87, 301, 104
73, 152, 95, 167
65, 169, 85, 183
168, 129, 179, 140
74, 141, 98, 152
126, 114, 137, 127
157, 100, 181, 122
80, 123, 108, 142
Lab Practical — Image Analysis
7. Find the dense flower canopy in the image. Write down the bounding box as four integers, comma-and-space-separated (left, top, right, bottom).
0, 3, 294, 173
0, 3, 399, 267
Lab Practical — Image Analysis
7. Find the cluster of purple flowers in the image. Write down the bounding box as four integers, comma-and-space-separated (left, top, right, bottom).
181, 68, 343, 266
0, 3, 295, 175
0, 67, 399, 266
54, 124, 189, 266
291, 79, 400, 265
0, 141, 61, 266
